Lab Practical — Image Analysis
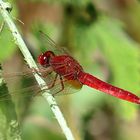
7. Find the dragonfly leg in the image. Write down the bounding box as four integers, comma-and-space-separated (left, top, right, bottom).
27, 67, 41, 76
36, 74, 58, 94
31, 74, 58, 97
40, 67, 54, 78
33, 74, 64, 97
47, 74, 58, 89
52, 75, 64, 96
30, 67, 53, 78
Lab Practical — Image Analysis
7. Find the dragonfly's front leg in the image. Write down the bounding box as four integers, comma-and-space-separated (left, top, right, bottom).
47, 74, 58, 89
52, 75, 64, 96
32, 66, 53, 78
32, 74, 58, 97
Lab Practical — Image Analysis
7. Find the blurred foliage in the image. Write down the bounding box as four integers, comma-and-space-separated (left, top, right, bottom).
1, 0, 140, 140
0, 0, 19, 61
24, 0, 92, 5
0, 20, 16, 61
0, 65, 21, 140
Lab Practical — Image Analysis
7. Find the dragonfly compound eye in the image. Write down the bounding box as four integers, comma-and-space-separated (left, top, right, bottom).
38, 51, 55, 67
38, 53, 48, 67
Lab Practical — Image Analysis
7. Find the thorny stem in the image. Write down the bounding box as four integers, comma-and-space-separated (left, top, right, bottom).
0, 1, 75, 140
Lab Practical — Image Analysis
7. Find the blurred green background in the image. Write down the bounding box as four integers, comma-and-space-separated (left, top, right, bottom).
1, 0, 140, 140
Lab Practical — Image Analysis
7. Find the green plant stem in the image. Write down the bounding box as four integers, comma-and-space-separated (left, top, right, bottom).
0, 1, 75, 140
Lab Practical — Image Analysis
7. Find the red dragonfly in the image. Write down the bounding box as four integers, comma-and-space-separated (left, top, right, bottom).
37, 32, 140, 105
2, 32, 140, 104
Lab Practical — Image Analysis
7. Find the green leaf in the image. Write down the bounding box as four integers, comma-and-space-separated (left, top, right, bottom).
0, 26, 16, 61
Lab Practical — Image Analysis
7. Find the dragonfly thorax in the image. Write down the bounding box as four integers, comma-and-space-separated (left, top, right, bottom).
50, 55, 83, 80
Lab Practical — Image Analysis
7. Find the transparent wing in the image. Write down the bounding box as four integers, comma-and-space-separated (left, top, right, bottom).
51, 79, 83, 96
47, 73, 83, 96
38, 31, 70, 56
0, 83, 40, 102
1, 67, 83, 102
1, 65, 51, 102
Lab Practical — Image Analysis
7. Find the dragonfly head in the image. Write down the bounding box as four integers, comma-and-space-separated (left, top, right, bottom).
38, 51, 55, 67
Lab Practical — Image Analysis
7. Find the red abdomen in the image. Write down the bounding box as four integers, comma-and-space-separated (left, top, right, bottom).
78, 71, 140, 104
